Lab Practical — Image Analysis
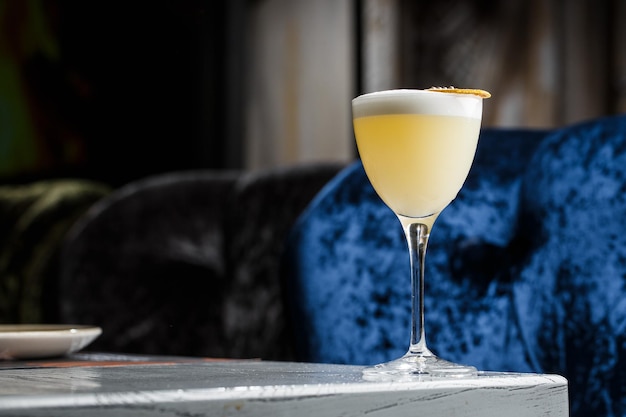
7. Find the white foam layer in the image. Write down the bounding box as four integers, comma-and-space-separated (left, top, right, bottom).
352, 89, 483, 119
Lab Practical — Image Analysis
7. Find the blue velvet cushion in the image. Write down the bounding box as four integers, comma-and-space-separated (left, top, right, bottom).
284, 115, 626, 417
514, 115, 626, 416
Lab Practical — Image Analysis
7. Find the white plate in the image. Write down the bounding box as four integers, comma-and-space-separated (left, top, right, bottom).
0, 324, 102, 360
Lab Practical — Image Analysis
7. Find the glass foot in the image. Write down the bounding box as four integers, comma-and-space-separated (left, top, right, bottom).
362, 351, 478, 381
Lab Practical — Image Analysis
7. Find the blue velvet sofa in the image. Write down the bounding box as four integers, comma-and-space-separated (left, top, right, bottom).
285, 115, 626, 417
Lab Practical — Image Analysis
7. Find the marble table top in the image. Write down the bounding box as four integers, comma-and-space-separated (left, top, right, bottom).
0, 353, 569, 417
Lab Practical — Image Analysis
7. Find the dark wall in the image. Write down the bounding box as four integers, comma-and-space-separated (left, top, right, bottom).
1, 0, 245, 186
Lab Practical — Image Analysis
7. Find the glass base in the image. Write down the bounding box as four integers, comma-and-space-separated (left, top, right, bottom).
362, 351, 478, 381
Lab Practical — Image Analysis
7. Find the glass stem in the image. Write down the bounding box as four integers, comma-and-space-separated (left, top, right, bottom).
406, 222, 431, 355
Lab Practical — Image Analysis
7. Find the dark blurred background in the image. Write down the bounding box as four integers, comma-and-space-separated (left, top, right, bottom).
1, 0, 624, 187
0, 0, 246, 186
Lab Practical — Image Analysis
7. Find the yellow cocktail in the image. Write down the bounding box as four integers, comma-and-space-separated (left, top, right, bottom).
352, 88, 489, 378
354, 113, 480, 218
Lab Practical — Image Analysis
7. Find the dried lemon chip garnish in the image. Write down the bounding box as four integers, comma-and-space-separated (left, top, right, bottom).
427, 86, 491, 99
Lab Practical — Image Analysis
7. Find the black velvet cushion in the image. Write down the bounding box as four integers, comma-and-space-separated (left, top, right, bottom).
60, 171, 239, 357
284, 116, 626, 417
224, 163, 346, 361
59, 163, 343, 359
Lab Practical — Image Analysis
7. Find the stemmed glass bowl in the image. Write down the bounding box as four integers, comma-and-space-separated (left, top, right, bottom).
352, 88, 489, 379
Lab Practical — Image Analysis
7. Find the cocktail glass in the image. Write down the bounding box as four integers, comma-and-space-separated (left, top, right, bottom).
352, 88, 489, 379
